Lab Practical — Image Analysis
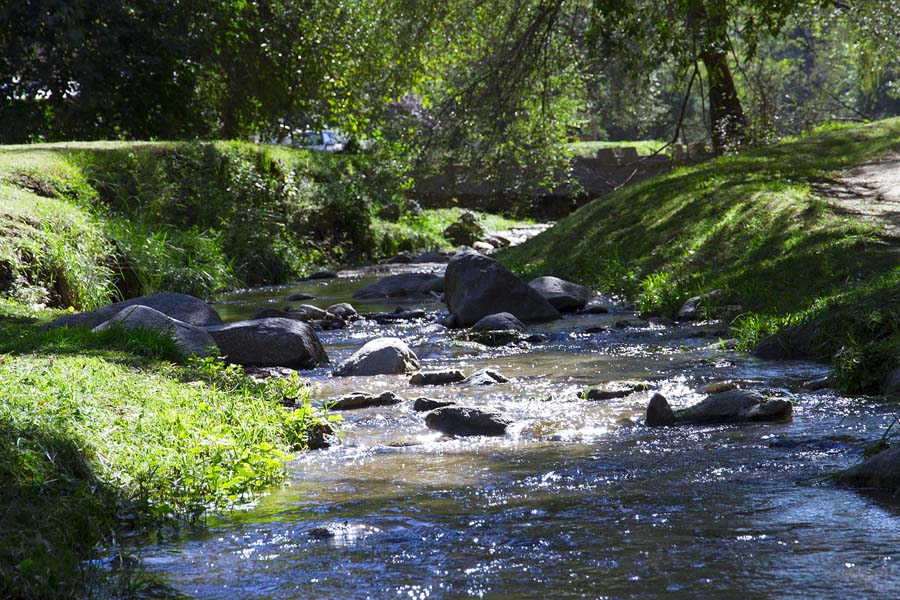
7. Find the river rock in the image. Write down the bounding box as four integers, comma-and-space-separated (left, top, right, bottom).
93, 305, 219, 357
580, 300, 610, 314
409, 369, 466, 386
309, 270, 338, 280
579, 381, 652, 401
425, 406, 510, 436
417, 276, 445, 294
473, 241, 494, 253
286, 292, 315, 301
837, 445, 900, 491
464, 330, 522, 347
253, 307, 309, 322
386, 251, 415, 263
471, 312, 526, 332
461, 368, 509, 386
294, 304, 327, 320
645, 389, 792, 427
676, 289, 725, 321
326, 303, 359, 321
413, 398, 456, 412
306, 421, 338, 450
529, 276, 595, 312
750, 321, 819, 359
205, 318, 328, 369
444, 250, 560, 327
330, 391, 404, 410
47, 292, 223, 330
443, 211, 485, 246
353, 273, 443, 299
333, 337, 420, 376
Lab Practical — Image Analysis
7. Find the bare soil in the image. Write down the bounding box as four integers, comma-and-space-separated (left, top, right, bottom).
815, 152, 900, 238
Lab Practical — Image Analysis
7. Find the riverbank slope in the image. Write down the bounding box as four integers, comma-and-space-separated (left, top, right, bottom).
499, 118, 900, 394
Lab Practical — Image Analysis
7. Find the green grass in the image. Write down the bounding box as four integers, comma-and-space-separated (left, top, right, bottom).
500, 118, 900, 393
372, 208, 532, 254
567, 140, 667, 158
0, 301, 335, 598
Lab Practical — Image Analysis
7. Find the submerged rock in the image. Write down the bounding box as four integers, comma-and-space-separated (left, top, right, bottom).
93, 305, 219, 357
580, 300, 610, 314
308, 270, 338, 280
47, 292, 223, 330
837, 445, 900, 491
579, 381, 652, 401
206, 318, 329, 369
409, 369, 466, 386
413, 397, 456, 412
333, 337, 420, 376
443, 250, 559, 327
286, 292, 315, 301
353, 273, 443, 299
645, 389, 792, 427
326, 303, 359, 321
461, 368, 509, 386
330, 391, 404, 410
425, 406, 510, 436
528, 276, 595, 312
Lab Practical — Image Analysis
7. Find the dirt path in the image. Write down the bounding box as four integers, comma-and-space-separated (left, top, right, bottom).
816, 152, 900, 238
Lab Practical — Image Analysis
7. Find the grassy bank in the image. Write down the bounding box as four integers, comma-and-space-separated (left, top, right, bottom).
501, 119, 900, 393
0, 299, 333, 598
1, 141, 526, 311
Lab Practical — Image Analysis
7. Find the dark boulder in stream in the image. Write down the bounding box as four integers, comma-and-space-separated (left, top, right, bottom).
333, 337, 420, 376
645, 389, 792, 427
410, 369, 466, 386
471, 312, 526, 332
425, 406, 510, 436
444, 250, 559, 326
579, 381, 652, 400
46, 292, 223, 330
838, 445, 900, 491
206, 318, 329, 369
413, 398, 456, 412
529, 276, 596, 312
676, 289, 725, 321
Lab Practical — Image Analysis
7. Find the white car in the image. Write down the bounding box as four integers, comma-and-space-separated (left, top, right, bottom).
293, 130, 344, 152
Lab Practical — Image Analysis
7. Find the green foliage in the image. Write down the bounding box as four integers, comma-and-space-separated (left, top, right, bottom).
0, 303, 335, 598
500, 118, 900, 392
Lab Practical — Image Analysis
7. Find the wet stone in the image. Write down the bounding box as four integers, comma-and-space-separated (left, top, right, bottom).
461, 368, 510, 386
286, 292, 315, 301
409, 369, 466, 386
308, 270, 338, 280
579, 381, 652, 401
413, 397, 456, 412
425, 406, 510, 437
330, 391, 404, 410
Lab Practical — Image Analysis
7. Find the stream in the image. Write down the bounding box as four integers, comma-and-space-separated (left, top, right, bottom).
136, 263, 900, 599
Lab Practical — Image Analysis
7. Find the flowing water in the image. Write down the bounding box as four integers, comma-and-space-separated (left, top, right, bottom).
137, 264, 900, 599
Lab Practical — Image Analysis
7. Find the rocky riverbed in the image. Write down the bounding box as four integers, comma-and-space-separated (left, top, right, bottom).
108, 252, 900, 599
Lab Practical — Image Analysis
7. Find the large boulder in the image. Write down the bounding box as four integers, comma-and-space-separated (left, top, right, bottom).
838, 445, 900, 491
443, 250, 559, 327
333, 337, 420, 376
645, 389, 792, 427
425, 406, 510, 436
353, 273, 443, 299
93, 305, 219, 357
528, 276, 595, 312
205, 318, 328, 369
47, 292, 223, 330
442, 211, 485, 246
470, 312, 526, 332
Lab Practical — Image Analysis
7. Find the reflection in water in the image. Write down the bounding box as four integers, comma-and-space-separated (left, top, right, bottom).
138, 269, 900, 599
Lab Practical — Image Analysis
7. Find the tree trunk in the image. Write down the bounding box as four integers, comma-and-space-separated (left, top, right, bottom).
689, 1, 748, 154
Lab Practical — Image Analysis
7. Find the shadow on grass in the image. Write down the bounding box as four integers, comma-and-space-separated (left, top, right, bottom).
0, 425, 183, 599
